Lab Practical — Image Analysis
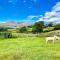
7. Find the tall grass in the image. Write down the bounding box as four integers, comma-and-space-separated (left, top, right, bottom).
0, 33, 60, 60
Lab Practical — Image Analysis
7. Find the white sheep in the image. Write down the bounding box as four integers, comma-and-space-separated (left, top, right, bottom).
46, 35, 59, 43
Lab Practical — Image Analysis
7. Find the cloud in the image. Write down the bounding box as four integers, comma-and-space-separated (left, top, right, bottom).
44, 12, 57, 19
0, 21, 6, 23
52, 2, 60, 12
37, 2, 60, 24
27, 15, 44, 23
22, 15, 40, 23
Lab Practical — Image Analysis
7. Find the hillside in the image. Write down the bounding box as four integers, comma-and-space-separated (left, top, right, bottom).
0, 21, 31, 28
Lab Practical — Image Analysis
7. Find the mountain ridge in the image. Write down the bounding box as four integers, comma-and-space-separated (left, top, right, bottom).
0, 21, 31, 28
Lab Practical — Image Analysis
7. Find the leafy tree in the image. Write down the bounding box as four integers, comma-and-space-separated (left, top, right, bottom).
32, 21, 44, 33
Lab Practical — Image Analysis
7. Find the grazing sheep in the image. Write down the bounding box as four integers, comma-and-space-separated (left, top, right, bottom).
46, 35, 59, 43
46, 36, 55, 43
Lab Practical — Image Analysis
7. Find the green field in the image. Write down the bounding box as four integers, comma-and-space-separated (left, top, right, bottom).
0, 33, 60, 60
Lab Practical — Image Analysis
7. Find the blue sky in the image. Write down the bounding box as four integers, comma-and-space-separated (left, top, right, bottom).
0, 0, 60, 23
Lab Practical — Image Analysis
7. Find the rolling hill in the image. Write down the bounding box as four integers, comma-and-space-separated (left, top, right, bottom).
0, 21, 31, 28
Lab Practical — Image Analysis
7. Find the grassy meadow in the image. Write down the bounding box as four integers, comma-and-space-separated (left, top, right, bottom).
0, 33, 60, 60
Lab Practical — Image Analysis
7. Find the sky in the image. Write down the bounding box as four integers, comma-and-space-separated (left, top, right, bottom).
0, 0, 60, 23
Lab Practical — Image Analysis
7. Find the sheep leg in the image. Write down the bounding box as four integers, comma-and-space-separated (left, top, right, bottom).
46, 39, 48, 44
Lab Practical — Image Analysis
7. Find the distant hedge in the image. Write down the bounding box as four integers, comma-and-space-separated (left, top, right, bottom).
0, 32, 17, 38
0, 27, 7, 32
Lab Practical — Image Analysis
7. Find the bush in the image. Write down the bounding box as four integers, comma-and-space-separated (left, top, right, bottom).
4, 32, 12, 38
0, 27, 7, 32
43, 30, 50, 32
0, 32, 17, 38
54, 24, 60, 30
19, 27, 28, 33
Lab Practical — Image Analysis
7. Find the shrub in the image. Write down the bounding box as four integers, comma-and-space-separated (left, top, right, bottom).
54, 24, 60, 30
19, 27, 27, 33
0, 27, 7, 32
43, 30, 50, 32
4, 32, 12, 38
0, 32, 17, 38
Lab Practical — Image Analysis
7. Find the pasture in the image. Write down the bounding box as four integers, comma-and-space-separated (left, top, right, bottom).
0, 33, 60, 60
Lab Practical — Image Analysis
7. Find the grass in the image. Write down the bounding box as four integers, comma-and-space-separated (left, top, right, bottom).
0, 34, 60, 60
43, 27, 54, 32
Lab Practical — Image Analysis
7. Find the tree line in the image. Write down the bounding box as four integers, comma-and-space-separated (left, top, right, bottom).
0, 21, 60, 38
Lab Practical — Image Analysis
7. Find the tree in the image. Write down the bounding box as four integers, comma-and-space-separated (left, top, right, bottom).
32, 21, 44, 33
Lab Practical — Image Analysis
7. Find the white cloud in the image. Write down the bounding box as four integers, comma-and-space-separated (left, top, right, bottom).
0, 21, 6, 23
46, 17, 60, 22
44, 12, 57, 19
37, 2, 60, 24
23, 15, 40, 23
52, 2, 60, 12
